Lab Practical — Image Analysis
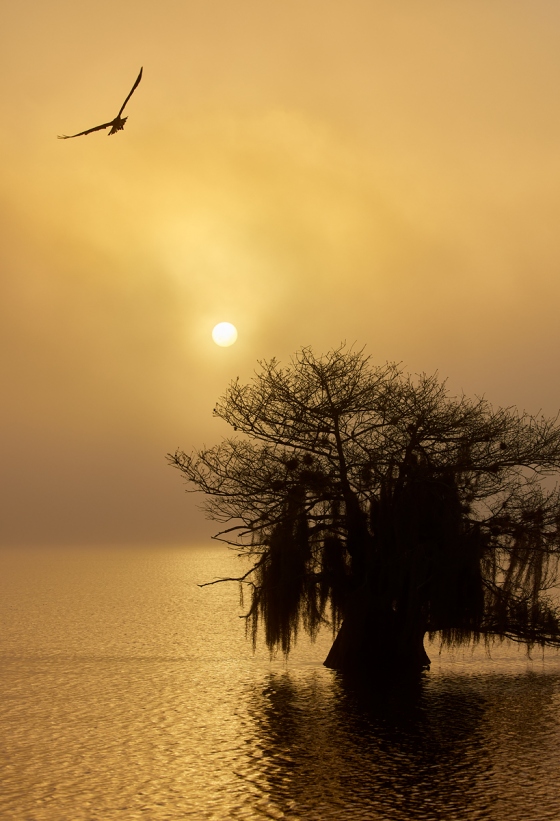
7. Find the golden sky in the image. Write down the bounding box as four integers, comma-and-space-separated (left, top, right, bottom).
2, 1, 560, 545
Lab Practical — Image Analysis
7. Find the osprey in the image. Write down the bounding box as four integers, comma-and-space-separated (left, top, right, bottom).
58, 67, 143, 139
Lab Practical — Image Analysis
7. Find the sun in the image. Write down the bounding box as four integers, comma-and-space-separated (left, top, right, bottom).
212, 322, 238, 347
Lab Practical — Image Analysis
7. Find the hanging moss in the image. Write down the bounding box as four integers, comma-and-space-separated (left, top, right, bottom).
170, 344, 560, 670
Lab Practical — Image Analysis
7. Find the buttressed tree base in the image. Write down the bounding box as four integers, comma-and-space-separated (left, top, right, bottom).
170, 346, 560, 677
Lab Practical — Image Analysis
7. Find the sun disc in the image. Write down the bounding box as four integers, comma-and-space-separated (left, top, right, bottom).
212, 322, 238, 347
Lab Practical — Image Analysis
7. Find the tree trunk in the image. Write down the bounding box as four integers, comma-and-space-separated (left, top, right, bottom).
324, 589, 430, 676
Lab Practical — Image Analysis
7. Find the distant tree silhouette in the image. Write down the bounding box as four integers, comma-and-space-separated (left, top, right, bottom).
169, 345, 560, 675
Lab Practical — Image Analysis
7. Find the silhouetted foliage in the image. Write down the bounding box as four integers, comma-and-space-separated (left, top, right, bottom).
169, 345, 560, 673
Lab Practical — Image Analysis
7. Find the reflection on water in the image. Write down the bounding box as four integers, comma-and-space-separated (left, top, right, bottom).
1, 546, 559, 820
249, 670, 560, 821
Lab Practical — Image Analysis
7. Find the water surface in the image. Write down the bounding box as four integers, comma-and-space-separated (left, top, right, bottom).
1, 545, 559, 820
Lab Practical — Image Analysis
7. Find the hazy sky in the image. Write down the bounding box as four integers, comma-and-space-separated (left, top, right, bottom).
2, 1, 560, 546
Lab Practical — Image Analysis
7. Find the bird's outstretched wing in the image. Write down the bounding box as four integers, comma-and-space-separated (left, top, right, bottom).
58, 67, 143, 139
117, 67, 143, 117
58, 121, 116, 139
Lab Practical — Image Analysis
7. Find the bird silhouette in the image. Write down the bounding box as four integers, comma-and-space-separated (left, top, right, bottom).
58, 67, 143, 139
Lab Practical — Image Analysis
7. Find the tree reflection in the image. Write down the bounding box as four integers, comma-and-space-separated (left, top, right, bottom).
243, 669, 560, 821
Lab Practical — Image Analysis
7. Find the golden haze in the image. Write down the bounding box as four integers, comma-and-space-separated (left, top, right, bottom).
2, 1, 560, 545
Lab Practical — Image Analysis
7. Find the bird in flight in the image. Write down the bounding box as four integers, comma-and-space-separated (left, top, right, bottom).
58, 67, 143, 139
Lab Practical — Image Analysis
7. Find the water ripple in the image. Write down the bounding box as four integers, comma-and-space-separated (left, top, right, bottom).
1, 546, 560, 820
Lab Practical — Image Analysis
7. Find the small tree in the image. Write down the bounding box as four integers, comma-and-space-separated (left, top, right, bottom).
169, 345, 560, 675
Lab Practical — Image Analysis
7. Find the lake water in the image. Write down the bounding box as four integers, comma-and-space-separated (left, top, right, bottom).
1, 545, 560, 821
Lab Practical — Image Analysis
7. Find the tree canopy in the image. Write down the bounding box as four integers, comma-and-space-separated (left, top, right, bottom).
169, 345, 560, 673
